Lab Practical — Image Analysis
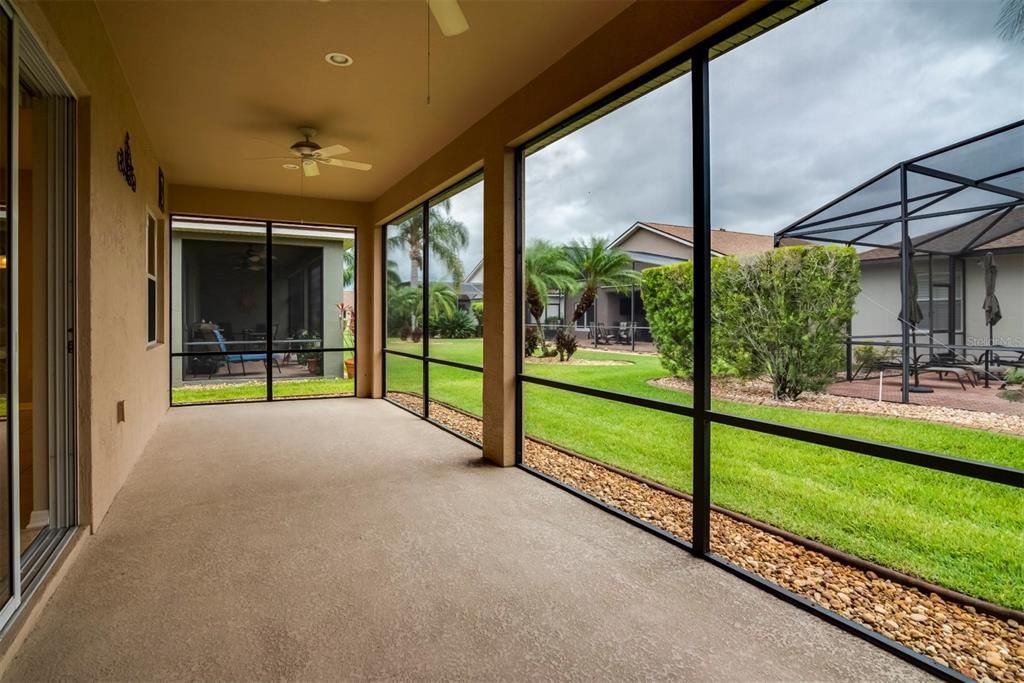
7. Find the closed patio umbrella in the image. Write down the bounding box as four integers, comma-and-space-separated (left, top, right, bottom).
982, 252, 1001, 387
900, 258, 928, 393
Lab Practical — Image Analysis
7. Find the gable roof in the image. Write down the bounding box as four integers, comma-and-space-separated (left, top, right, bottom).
612, 221, 778, 257
858, 206, 1024, 261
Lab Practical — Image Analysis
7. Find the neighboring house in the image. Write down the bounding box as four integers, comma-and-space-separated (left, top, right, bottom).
852, 207, 1024, 352
468, 221, 782, 340
462, 259, 485, 310
564, 221, 776, 339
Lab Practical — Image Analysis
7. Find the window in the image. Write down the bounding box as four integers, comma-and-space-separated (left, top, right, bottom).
146, 213, 158, 344
383, 173, 484, 444
519, 54, 695, 547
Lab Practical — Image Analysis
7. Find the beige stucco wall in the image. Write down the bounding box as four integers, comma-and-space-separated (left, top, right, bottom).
964, 252, 1024, 347
18, 0, 170, 528
618, 228, 694, 261
169, 184, 370, 228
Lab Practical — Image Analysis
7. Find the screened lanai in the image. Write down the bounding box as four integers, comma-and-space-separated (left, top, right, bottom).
775, 120, 1024, 403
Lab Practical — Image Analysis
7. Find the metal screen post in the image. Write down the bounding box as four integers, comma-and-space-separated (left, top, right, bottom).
691, 47, 712, 555
899, 164, 911, 404
265, 221, 273, 401
422, 202, 430, 418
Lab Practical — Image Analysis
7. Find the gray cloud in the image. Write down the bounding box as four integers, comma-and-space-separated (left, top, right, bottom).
524, 0, 1023, 244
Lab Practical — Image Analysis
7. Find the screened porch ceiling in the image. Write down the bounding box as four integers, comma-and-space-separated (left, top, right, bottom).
775, 120, 1024, 256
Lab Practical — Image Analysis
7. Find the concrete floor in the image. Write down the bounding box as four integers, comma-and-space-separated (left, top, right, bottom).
3, 399, 933, 681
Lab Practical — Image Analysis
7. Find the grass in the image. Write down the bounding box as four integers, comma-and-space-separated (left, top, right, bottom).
173, 377, 354, 404
387, 338, 1024, 610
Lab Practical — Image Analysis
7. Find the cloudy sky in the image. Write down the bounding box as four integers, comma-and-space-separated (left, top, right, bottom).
525, 0, 1023, 245
414, 0, 1023, 283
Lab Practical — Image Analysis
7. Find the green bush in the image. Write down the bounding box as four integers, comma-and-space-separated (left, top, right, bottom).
1000, 368, 1024, 402
641, 246, 860, 400
431, 309, 477, 339
640, 257, 753, 379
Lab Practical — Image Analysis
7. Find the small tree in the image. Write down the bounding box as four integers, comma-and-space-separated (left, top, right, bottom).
717, 246, 860, 400
642, 246, 859, 400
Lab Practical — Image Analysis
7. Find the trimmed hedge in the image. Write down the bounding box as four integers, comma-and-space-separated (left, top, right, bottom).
641, 246, 860, 400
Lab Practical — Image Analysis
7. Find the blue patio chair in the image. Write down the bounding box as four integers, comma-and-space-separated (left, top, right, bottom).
213, 327, 282, 375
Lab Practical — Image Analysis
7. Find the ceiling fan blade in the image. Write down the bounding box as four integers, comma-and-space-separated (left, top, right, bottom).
303, 159, 320, 177
315, 144, 350, 158
429, 0, 469, 37
320, 157, 372, 171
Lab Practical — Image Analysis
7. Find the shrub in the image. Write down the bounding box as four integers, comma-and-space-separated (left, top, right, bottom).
640, 257, 753, 379
524, 325, 541, 357
471, 302, 484, 328
555, 327, 578, 362
642, 245, 860, 400
717, 246, 860, 400
432, 309, 477, 339
1000, 368, 1024, 402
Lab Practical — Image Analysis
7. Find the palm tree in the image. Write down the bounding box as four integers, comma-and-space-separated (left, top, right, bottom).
342, 246, 355, 287
388, 200, 469, 290
391, 282, 457, 327
524, 240, 578, 327
564, 236, 640, 325
998, 0, 1024, 41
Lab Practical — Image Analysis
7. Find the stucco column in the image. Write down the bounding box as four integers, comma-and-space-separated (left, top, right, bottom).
482, 148, 516, 466
355, 220, 382, 398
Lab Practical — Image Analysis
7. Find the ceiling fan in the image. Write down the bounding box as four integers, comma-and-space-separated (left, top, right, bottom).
252, 127, 373, 177
233, 244, 276, 271
428, 0, 469, 37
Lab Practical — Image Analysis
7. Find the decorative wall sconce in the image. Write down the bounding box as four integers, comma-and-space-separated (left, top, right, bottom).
117, 132, 137, 192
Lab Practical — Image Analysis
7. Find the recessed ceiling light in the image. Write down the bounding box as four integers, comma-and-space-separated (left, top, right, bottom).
325, 52, 353, 67
283, 163, 300, 170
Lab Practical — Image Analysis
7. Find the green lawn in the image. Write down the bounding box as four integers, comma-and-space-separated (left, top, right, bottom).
387, 338, 1024, 609
173, 377, 354, 404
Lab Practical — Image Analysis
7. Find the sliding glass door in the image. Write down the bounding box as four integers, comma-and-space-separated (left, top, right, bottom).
0, 6, 13, 618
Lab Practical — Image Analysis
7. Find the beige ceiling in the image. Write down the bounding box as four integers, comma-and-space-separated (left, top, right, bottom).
95, 0, 631, 202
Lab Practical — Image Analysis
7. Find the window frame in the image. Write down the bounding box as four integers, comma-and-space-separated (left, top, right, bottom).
145, 212, 159, 346
380, 170, 485, 448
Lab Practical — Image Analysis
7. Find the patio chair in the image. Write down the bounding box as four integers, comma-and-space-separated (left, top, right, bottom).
212, 327, 283, 375
617, 321, 631, 344
927, 351, 987, 386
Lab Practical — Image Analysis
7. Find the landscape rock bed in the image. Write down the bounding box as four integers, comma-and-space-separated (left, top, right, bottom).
525, 357, 633, 366
653, 376, 1024, 437
387, 394, 1023, 681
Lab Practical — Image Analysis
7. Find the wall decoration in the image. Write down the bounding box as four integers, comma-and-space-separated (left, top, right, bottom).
117, 132, 137, 192
158, 167, 165, 212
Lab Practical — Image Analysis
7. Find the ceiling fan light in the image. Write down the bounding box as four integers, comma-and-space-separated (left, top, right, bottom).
325, 52, 354, 67
428, 0, 469, 37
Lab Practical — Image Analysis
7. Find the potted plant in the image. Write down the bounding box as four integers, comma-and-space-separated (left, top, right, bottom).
295, 329, 322, 375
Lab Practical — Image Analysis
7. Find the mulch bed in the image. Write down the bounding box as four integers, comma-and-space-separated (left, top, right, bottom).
653, 376, 1024, 437
386, 392, 1024, 681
